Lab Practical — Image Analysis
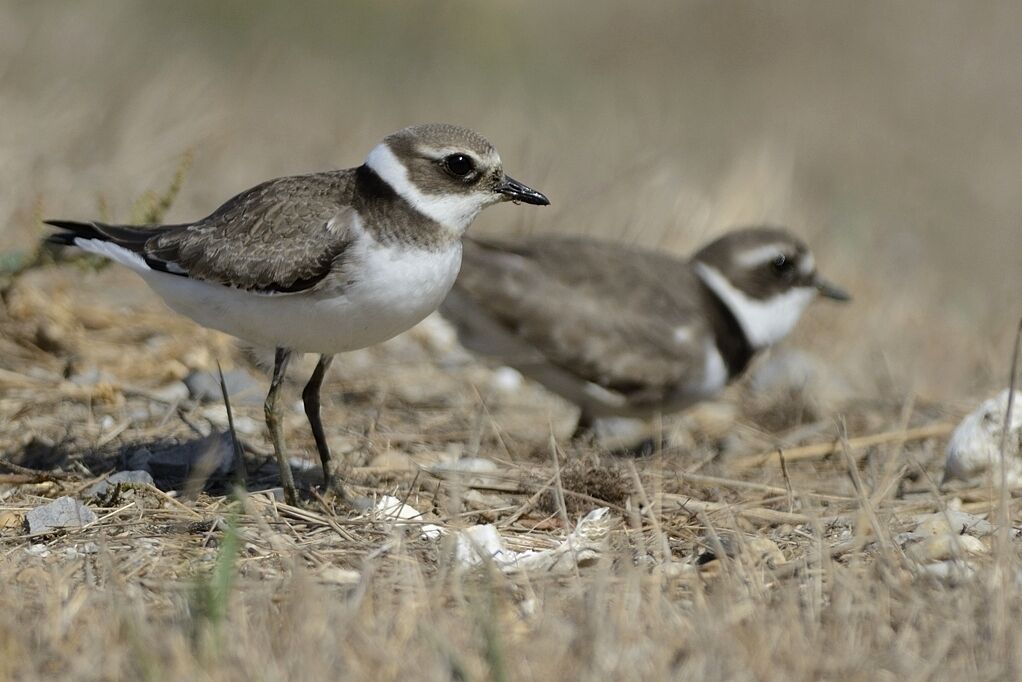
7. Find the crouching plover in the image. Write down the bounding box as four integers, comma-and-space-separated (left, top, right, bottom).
47, 123, 549, 504
440, 226, 848, 441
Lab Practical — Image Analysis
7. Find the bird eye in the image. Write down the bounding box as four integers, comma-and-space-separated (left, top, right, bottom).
772, 254, 795, 276
443, 153, 475, 177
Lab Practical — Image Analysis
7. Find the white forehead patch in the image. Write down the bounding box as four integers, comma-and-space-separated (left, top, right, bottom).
365, 142, 495, 234
694, 262, 816, 348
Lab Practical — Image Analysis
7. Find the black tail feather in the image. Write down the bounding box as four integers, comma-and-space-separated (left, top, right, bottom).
44, 220, 105, 246
44, 220, 158, 250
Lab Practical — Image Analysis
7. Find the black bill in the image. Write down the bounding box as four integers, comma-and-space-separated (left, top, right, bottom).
495, 176, 550, 205
814, 277, 851, 302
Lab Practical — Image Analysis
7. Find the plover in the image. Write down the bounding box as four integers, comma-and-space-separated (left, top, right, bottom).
46, 123, 549, 503
440, 226, 848, 441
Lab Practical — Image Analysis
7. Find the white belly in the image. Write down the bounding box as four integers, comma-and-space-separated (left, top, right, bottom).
141, 241, 463, 354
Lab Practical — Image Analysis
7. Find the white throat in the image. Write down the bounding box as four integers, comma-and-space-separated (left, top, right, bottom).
694, 262, 816, 349
365, 143, 489, 234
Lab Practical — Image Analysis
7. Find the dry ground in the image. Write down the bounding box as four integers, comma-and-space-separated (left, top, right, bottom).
2, 2, 1022, 681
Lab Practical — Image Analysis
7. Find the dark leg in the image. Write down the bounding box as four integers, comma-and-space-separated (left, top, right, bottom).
265, 347, 297, 506
570, 411, 596, 444
302, 353, 337, 490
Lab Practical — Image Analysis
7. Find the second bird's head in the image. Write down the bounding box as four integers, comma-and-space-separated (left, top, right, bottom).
692, 226, 851, 349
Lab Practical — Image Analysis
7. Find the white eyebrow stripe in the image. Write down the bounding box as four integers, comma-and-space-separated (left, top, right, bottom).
734, 244, 788, 268
427, 146, 501, 169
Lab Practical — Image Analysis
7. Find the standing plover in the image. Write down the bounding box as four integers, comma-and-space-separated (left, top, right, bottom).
440, 226, 848, 440
47, 123, 549, 503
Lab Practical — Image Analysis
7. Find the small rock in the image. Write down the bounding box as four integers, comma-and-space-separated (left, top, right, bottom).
944, 389, 1022, 486
680, 402, 739, 441
911, 510, 996, 538
68, 367, 117, 386
185, 369, 264, 406
0, 511, 24, 531
464, 489, 513, 510
918, 559, 976, 582
699, 534, 786, 568
430, 457, 510, 489
905, 533, 988, 563
369, 450, 416, 471
86, 470, 155, 498
372, 495, 444, 540
25, 544, 51, 558
318, 566, 361, 585
250, 487, 285, 502
744, 537, 787, 567
653, 561, 694, 579
431, 457, 498, 475
201, 405, 261, 435
64, 542, 99, 558
592, 417, 653, 447
26, 497, 97, 534
489, 366, 524, 394
408, 312, 460, 355
181, 346, 214, 371
148, 381, 190, 404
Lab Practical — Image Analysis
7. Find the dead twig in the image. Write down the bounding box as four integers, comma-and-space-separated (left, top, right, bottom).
733, 422, 954, 468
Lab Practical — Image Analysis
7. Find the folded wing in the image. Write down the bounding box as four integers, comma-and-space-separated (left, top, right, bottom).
447, 236, 710, 407
47, 171, 358, 294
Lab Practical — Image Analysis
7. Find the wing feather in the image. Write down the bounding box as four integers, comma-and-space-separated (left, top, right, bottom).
47, 171, 358, 294
145, 172, 357, 292
453, 237, 710, 405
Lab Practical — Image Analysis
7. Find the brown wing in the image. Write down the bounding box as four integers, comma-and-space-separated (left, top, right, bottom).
142, 171, 358, 293
452, 236, 710, 403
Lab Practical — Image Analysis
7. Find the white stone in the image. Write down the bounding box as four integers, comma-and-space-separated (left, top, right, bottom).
944, 390, 1022, 486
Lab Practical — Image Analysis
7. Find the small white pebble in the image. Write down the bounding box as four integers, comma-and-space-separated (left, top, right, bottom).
489, 366, 524, 394
411, 312, 459, 354
201, 405, 260, 435
318, 567, 362, 585
919, 559, 976, 582
906, 533, 987, 563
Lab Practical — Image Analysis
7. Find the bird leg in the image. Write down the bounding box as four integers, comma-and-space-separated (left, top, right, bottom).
265, 347, 297, 506
570, 411, 596, 445
302, 353, 345, 497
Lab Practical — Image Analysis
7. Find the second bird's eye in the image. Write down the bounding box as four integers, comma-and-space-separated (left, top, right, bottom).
772, 254, 794, 274
443, 153, 475, 177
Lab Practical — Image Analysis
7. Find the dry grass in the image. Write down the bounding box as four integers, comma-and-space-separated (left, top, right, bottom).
2, 2, 1022, 680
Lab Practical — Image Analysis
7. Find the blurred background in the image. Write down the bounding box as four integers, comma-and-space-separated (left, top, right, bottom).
1, 0, 1019, 403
